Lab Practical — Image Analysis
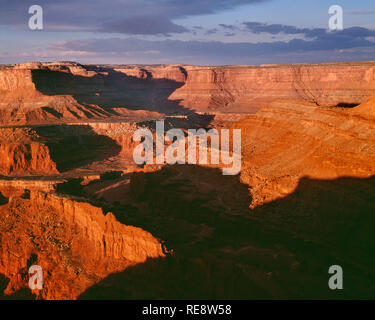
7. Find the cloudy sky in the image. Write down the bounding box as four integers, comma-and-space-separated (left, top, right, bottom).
1, 0, 375, 65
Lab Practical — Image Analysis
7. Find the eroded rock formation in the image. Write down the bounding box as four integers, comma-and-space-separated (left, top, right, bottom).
170, 62, 375, 112
2, 61, 375, 124
1, 60, 375, 299
0, 128, 58, 176
234, 98, 375, 207
0, 62, 162, 125
0, 191, 165, 299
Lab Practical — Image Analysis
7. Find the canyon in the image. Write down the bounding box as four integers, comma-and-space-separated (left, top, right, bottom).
1, 61, 375, 125
0, 61, 374, 299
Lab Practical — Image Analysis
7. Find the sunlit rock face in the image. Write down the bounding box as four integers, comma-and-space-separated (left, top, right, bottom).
234, 98, 375, 207
170, 63, 375, 112
1, 61, 375, 124
0, 61, 375, 300
0, 191, 165, 300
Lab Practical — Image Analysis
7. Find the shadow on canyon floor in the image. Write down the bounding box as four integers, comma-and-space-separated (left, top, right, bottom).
0, 275, 34, 300
34, 125, 122, 172
0, 192, 8, 205
77, 166, 375, 299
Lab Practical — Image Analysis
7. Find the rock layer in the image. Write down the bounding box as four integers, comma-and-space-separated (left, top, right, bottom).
1, 60, 375, 299
234, 99, 375, 207
0, 128, 58, 176
170, 62, 375, 112
2, 61, 375, 124
0, 62, 162, 125
0, 191, 165, 299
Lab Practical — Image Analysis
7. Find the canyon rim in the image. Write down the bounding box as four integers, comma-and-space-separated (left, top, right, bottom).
0, 61, 374, 300
1, 0, 375, 306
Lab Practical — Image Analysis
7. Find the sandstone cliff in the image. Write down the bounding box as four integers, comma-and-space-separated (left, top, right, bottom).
113, 65, 187, 83
1, 61, 375, 299
234, 98, 375, 207
2, 61, 375, 124
0, 128, 58, 176
170, 62, 375, 112
0, 191, 165, 299
0, 62, 160, 125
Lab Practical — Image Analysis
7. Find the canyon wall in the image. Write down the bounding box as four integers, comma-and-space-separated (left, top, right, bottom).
0, 65, 108, 125
1, 61, 375, 299
88, 122, 139, 159
0, 191, 165, 299
0, 128, 58, 176
0, 62, 149, 124
234, 97, 375, 207
0, 179, 62, 198
0, 123, 134, 177
2, 61, 375, 124
113, 65, 187, 83
0, 143, 57, 176
169, 63, 375, 112
0, 69, 40, 98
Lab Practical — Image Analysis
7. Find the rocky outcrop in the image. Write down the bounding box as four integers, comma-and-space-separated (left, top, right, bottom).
0, 69, 40, 96
0, 65, 108, 125
0, 128, 58, 176
350, 94, 375, 119
0, 191, 165, 299
234, 99, 375, 207
0, 124, 127, 177
0, 179, 62, 198
88, 122, 140, 158
0, 143, 57, 176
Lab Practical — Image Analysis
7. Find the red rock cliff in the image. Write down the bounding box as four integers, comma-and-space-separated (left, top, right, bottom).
233, 98, 375, 207
0, 191, 165, 299
170, 62, 375, 112
2, 61, 375, 122
0, 128, 58, 176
